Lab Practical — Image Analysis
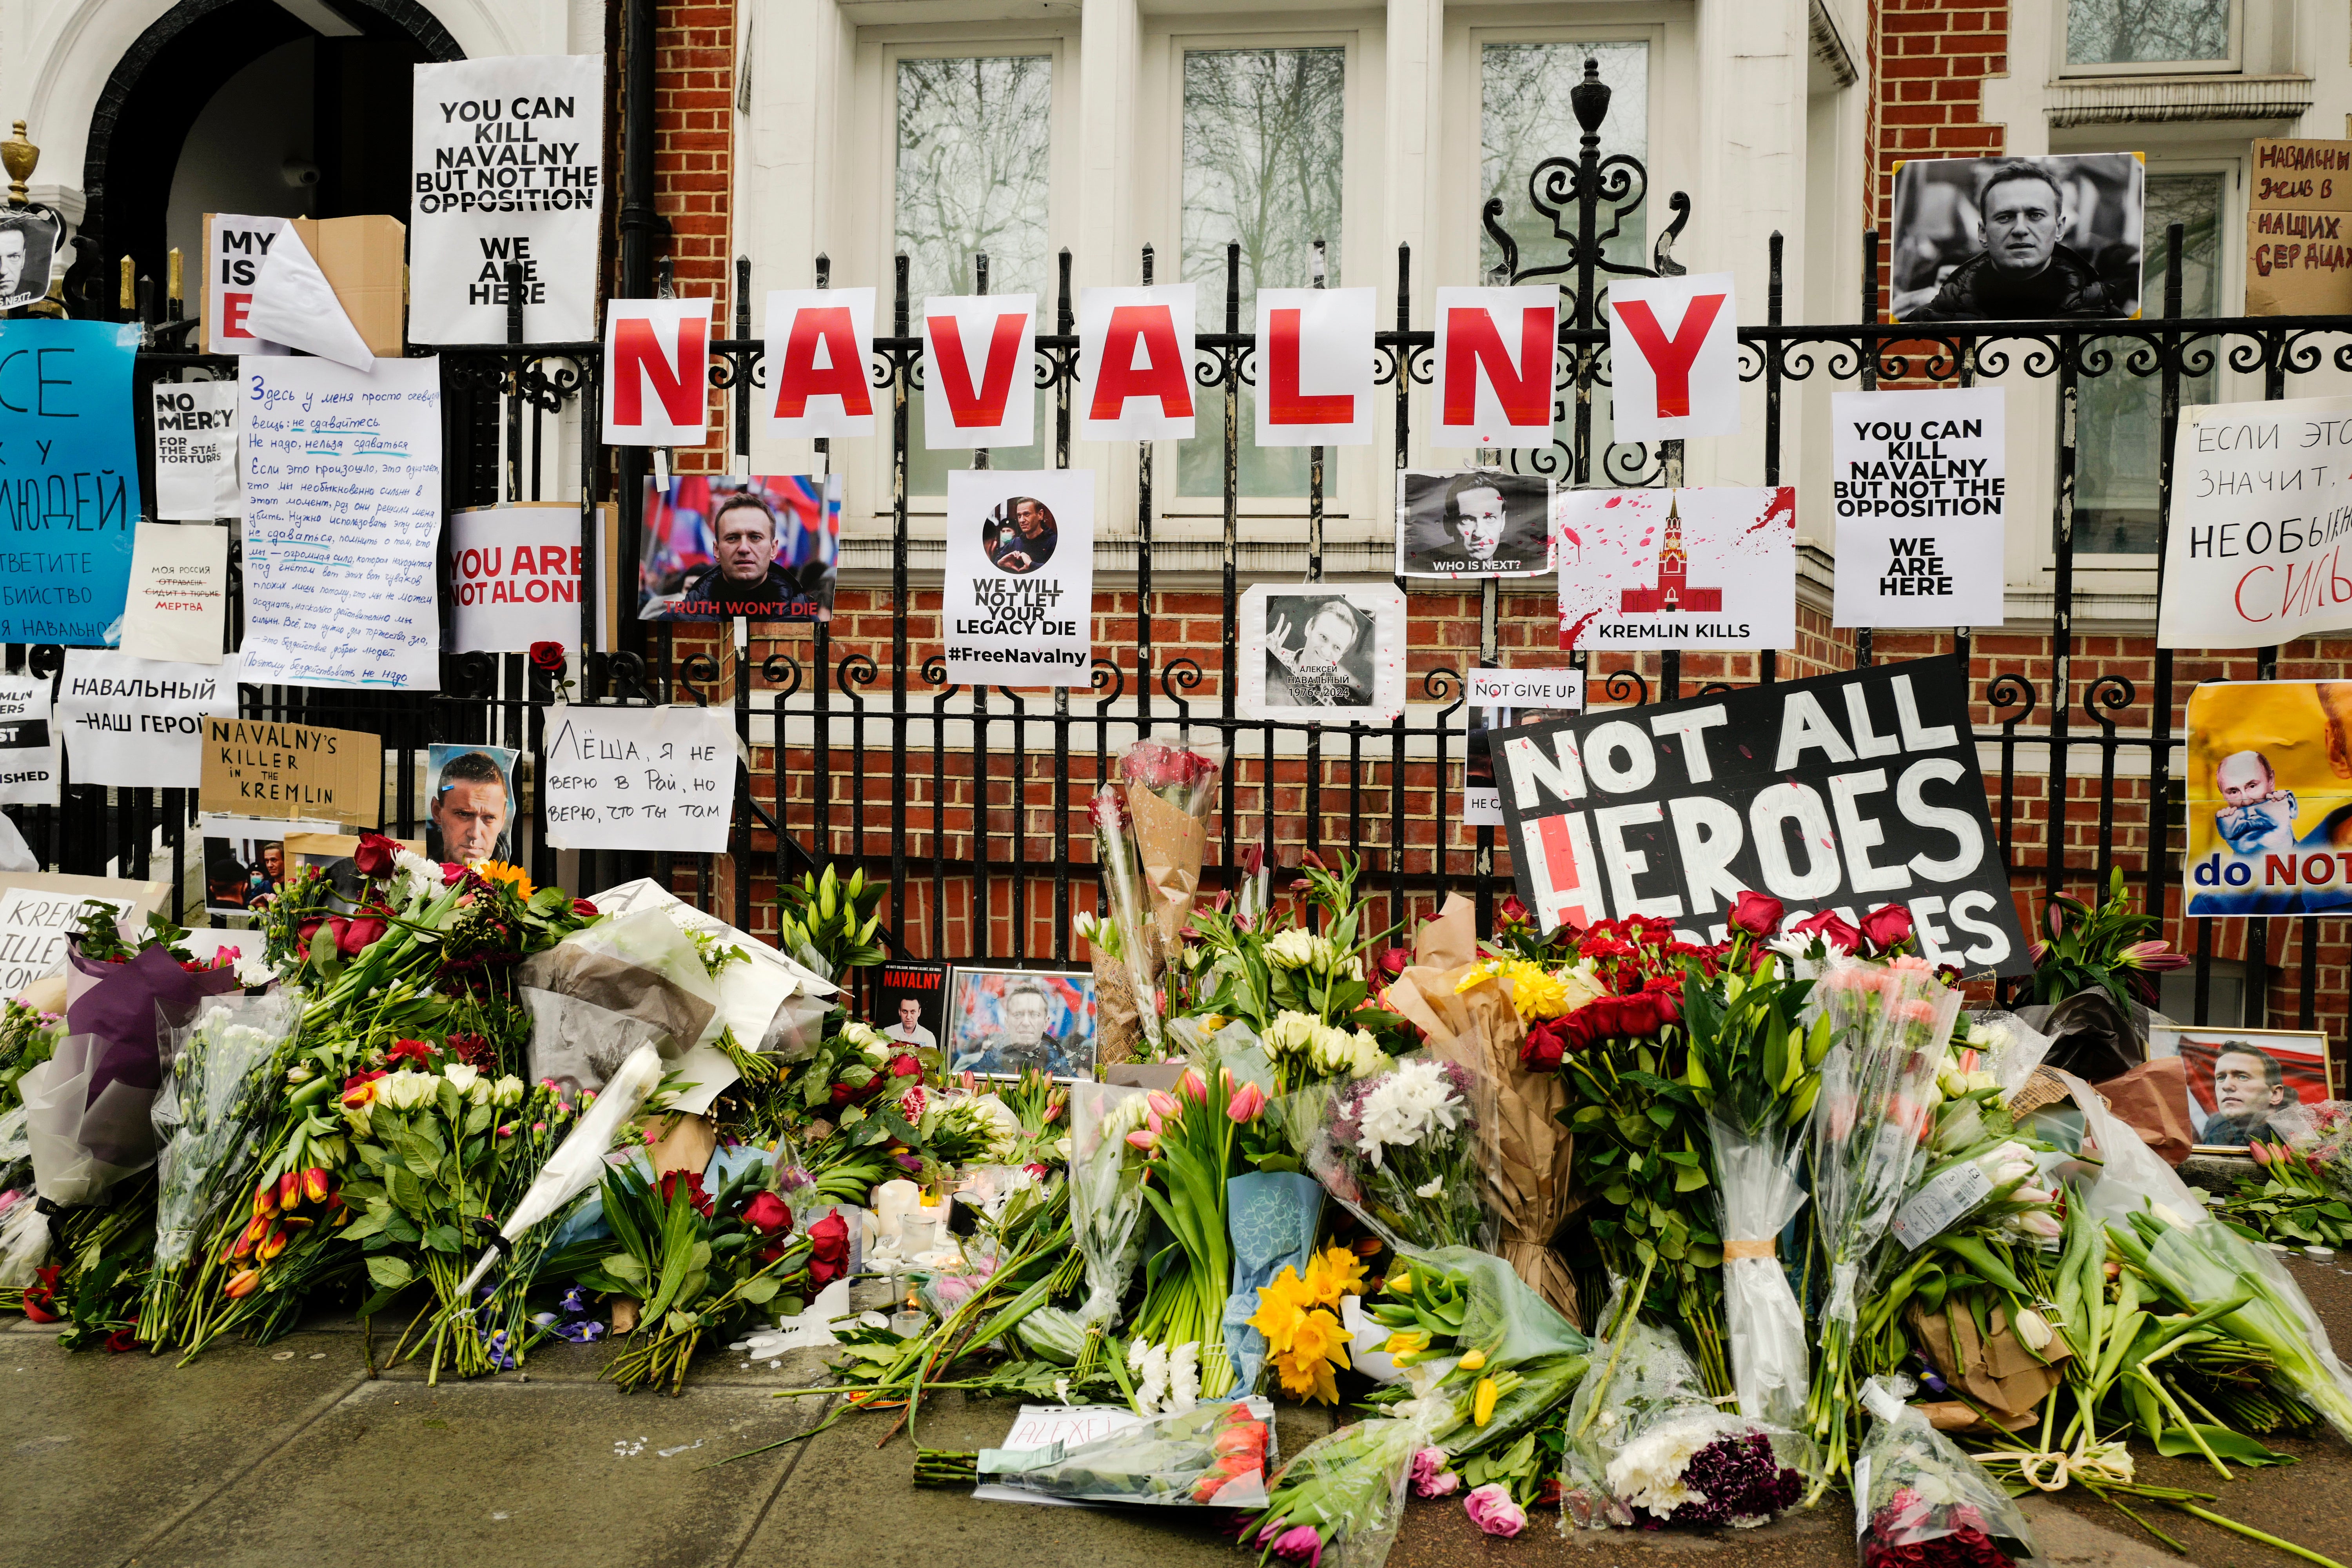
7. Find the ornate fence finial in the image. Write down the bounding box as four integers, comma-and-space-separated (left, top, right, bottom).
1571, 58, 1610, 140
2, 122, 36, 208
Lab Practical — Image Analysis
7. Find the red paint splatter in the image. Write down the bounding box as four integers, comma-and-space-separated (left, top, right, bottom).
1747, 486, 1797, 535
1561, 607, 1602, 649
1603, 495, 1622, 508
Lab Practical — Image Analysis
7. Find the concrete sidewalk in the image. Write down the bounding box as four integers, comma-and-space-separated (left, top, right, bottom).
7, 1253, 2352, 1568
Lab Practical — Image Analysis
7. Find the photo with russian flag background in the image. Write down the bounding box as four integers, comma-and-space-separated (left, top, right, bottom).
637, 475, 840, 622
1554, 486, 1797, 650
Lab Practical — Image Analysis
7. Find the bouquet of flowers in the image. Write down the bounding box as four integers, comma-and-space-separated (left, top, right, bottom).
1309, 1056, 1491, 1252
1182, 856, 1401, 1085
1853, 1377, 2037, 1568
1562, 1309, 1804, 1531
1365, 1248, 1590, 1464
1118, 732, 1224, 949
1245, 1243, 1363, 1404
934, 1397, 1276, 1506
1242, 1406, 1441, 1568
1804, 955, 1961, 1483
1068, 1080, 1152, 1334
1084, 788, 1167, 1062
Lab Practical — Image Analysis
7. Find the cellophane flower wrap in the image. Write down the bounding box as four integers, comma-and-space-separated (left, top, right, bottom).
149, 993, 301, 1277
1562, 1308, 1804, 1531
1244, 1402, 1441, 1568
976, 1396, 1277, 1506
1086, 786, 1165, 1059
1804, 957, 1959, 1483
1708, 1111, 1811, 1433
1118, 732, 1224, 950
1068, 1079, 1152, 1329
1852, 1377, 2035, 1568
1309, 1056, 1492, 1253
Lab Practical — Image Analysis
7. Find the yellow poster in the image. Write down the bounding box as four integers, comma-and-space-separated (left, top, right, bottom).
2185, 681, 2352, 915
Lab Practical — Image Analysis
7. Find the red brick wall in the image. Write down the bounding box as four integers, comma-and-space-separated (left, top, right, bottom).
1871, 2, 2008, 318
643, 0, 735, 466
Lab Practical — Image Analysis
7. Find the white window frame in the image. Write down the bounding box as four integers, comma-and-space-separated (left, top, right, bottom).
2054, 0, 2241, 79
1144, 20, 1371, 529
857, 28, 1080, 519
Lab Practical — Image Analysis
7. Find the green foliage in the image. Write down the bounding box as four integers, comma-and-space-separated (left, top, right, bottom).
775, 864, 887, 978
2031, 864, 2179, 1010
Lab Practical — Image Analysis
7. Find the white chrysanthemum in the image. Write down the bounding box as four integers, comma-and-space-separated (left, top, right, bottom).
1265, 929, 1319, 970
1604, 1411, 1749, 1519
1167, 1340, 1201, 1413
1354, 1058, 1465, 1167
1415, 1176, 1446, 1199
392, 848, 445, 902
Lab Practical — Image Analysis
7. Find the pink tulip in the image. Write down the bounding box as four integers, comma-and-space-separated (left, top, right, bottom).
2020, 1211, 2063, 1239
1228, 1081, 1268, 1123
1147, 1090, 1179, 1120
1269, 1525, 1324, 1566
1125, 1129, 1159, 1152
2251, 1142, 2273, 1169
1176, 1068, 1209, 1103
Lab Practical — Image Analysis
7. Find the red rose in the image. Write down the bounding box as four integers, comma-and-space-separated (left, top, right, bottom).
298, 917, 326, 947
1521, 1015, 1571, 1072
742, 1191, 793, 1236
1728, 889, 1784, 938
572, 898, 598, 918
658, 1169, 714, 1217
352, 831, 399, 879
21, 1263, 63, 1323
385, 1038, 437, 1068
806, 1212, 851, 1285
1642, 973, 1684, 1027
1790, 910, 1862, 954
887, 1052, 924, 1079
1858, 903, 1915, 953
1374, 947, 1412, 982
530, 640, 567, 673
1579, 995, 1624, 1043
332, 915, 387, 958
1495, 895, 1531, 929
1615, 991, 1662, 1038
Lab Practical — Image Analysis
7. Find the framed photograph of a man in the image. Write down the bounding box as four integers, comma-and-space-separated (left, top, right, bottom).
946, 967, 1097, 1080
2147, 1025, 2332, 1151
638, 474, 840, 622
0, 211, 60, 312
873, 960, 949, 1059
1396, 469, 1553, 578
1237, 583, 1407, 724
426, 743, 518, 866
1890, 152, 2145, 323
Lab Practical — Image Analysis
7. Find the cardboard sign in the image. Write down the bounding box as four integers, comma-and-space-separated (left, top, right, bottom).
450, 503, 616, 652
1831, 387, 2006, 628
1607, 272, 1740, 443
239, 355, 444, 689
922, 295, 1038, 450
152, 381, 243, 519
0, 675, 59, 807
943, 469, 1094, 687
200, 718, 380, 828
1495, 654, 2030, 976
1254, 288, 1376, 448
763, 289, 877, 439
602, 298, 712, 446
2248, 140, 2352, 317
58, 651, 241, 790
542, 705, 737, 853
0, 319, 143, 645
1555, 487, 1797, 650
0, 885, 138, 995
122, 521, 230, 665
1076, 285, 1196, 442
1432, 285, 1557, 449
2156, 394, 2352, 649
2182, 680, 2352, 916
202, 214, 293, 357
410, 55, 604, 343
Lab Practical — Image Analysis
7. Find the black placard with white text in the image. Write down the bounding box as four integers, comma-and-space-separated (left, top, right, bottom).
1495, 655, 2030, 976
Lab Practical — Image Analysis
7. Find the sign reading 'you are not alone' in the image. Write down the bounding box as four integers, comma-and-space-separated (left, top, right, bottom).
1495, 655, 2031, 976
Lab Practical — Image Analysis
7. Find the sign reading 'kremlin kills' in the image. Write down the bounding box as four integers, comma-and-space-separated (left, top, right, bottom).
1554, 488, 1797, 651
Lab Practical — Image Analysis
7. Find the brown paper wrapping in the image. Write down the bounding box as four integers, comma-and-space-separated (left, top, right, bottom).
645, 1112, 717, 1179
1908, 1300, 2070, 1421
2091, 1056, 2195, 1166
1385, 893, 1581, 1326
1092, 945, 1146, 1067
1128, 785, 1209, 949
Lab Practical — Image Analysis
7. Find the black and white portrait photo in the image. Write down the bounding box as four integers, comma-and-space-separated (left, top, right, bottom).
1396, 469, 1553, 577
1891, 152, 2144, 323
1238, 583, 1407, 724
0, 211, 59, 312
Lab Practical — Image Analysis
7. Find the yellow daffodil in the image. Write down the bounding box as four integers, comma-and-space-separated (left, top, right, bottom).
1288, 1308, 1351, 1369
1302, 1245, 1368, 1308
1248, 1290, 1307, 1355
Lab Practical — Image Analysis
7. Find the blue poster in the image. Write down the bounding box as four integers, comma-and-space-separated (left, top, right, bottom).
0, 319, 143, 645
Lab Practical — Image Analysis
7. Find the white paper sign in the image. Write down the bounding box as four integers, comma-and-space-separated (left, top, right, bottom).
1463, 670, 1586, 827
410, 55, 605, 344
239, 356, 444, 690
450, 505, 591, 652
1555, 487, 1797, 650
763, 289, 876, 439
0, 887, 134, 995
972, 1405, 1147, 1508
1607, 272, 1741, 443
943, 470, 1094, 688
1466, 668, 1588, 709
1254, 288, 1375, 448
245, 224, 372, 372
1238, 583, 1408, 723
2157, 394, 2352, 649
1076, 285, 1196, 442
601, 298, 711, 446
923, 295, 1038, 450
1433, 285, 1557, 449
204, 214, 291, 357
543, 704, 736, 852
58, 650, 241, 789
0, 675, 59, 806
152, 382, 243, 519
122, 521, 230, 665
1832, 388, 2005, 628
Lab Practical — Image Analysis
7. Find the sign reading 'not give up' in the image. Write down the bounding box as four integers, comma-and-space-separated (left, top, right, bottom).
1494, 655, 2031, 976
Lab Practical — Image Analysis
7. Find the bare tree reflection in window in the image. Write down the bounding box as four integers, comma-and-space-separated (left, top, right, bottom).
1179, 47, 1345, 500
2066, 0, 2232, 66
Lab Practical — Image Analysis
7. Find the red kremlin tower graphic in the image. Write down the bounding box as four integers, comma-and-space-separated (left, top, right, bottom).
1616, 492, 1721, 613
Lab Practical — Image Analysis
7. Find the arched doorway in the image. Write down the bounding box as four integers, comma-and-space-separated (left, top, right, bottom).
73, 0, 463, 314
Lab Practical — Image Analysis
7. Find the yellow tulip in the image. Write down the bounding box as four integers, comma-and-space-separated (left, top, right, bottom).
1472, 1376, 1498, 1426
1381, 1329, 1427, 1356
1389, 1269, 1411, 1293
1458, 1348, 1486, 1371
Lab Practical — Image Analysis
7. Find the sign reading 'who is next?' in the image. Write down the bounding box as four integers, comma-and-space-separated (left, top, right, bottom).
1495, 655, 2032, 977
